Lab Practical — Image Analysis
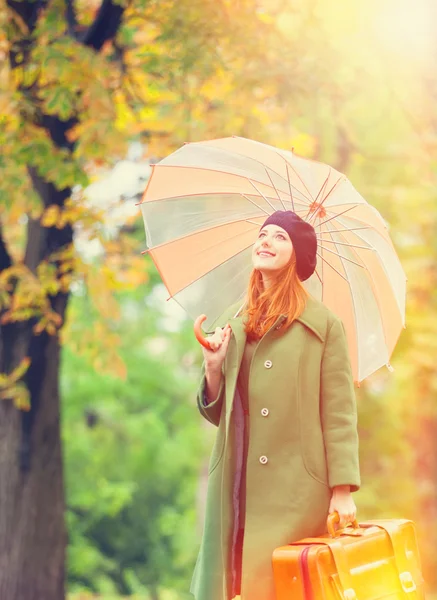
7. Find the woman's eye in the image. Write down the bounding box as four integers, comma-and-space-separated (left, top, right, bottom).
277, 234, 286, 240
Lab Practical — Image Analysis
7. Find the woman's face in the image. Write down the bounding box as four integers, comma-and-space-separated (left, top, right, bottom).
252, 224, 294, 273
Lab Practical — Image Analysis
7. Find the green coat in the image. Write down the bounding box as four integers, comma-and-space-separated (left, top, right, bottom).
190, 295, 360, 600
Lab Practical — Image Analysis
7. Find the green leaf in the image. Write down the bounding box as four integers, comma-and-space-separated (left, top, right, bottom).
39, 87, 76, 121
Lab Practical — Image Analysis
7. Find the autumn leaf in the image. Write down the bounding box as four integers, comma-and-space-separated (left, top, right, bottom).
41, 205, 61, 228
0, 357, 31, 412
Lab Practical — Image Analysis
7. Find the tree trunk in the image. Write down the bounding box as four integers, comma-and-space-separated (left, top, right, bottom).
0, 167, 72, 600
1, 2, 125, 596
0, 334, 66, 600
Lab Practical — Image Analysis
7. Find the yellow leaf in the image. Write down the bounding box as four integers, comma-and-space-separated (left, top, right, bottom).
33, 317, 47, 335
12, 384, 31, 412
46, 323, 57, 336
41, 205, 61, 228
9, 357, 31, 384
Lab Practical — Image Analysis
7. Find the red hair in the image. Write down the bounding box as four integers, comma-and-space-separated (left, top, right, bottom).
242, 253, 309, 341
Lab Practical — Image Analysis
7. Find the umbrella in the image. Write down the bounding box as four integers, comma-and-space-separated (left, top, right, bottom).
140, 136, 406, 383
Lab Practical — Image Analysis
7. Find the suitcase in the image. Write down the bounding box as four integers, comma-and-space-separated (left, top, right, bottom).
272, 514, 425, 599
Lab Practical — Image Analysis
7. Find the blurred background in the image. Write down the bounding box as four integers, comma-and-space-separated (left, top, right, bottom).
1, 0, 437, 598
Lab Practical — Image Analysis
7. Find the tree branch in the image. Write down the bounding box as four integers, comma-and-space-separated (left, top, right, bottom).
66, 0, 125, 51
6, 0, 48, 32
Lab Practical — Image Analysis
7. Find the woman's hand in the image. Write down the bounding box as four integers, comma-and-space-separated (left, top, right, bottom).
202, 324, 232, 371
329, 485, 357, 529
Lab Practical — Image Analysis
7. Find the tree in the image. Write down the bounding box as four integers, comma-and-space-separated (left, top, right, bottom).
1, 2, 128, 598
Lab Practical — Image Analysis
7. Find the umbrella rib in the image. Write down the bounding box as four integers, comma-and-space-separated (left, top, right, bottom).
334, 231, 398, 352
164, 242, 255, 299
141, 213, 271, 252
201, 141, 313, 204
245, 219, 268, 226
279, 154, 315, 202
318, 226, 371, 234
324, 223, 399, 371
320, 175, 344, 205
154, 144, 316, 205
246, 215, 307, 227
241, 193, 273, 216
314, 172, 330, 204
330, 228, 405, 323
210, 141, 314, 202
247, 179, 278, 212
307, 174, 345, 226
142, 200, 310, 254
314, 266, 323, 285
324, 224, 361, 377
286, 163, 296, 212
316, 252, 349, 282
320, 230, 324, 300
265, 167, 287, 210
315, 204, 359, 228
316, 206, 387, 233
306, 171, 331, 223
318, 244, 367, 268
316, 238, 374, 251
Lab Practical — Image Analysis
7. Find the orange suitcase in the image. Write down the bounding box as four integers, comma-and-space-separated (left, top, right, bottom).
272, 515, 425, 600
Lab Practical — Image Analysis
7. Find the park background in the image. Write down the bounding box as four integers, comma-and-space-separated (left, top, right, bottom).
1, 0, 437, 599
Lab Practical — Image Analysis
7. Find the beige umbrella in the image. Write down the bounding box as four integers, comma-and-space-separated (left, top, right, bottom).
140, 136, 406, 383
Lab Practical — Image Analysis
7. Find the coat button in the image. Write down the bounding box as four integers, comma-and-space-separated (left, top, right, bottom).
259, 455, 268, 465
264, 360, 273, 369
261, 408, 269, 417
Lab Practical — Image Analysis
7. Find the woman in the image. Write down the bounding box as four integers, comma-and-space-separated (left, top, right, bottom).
190, 210, 360, 600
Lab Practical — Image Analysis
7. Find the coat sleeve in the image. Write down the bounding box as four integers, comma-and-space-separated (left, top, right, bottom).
196, 361, 225, 427
321, 317, 360, 492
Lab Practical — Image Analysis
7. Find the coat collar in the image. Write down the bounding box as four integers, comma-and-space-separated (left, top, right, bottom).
293, 296, 326, 343
230, 294, 326, 344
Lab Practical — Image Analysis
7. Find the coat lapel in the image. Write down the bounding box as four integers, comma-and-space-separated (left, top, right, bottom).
294, 296, 326, 343
227, 316, 247, 371
224, 315, 247, 431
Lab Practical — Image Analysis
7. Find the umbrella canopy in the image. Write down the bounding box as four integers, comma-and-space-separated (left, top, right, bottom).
140, 136, 406, 382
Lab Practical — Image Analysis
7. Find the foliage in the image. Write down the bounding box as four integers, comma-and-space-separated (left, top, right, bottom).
63, 283, 205, 597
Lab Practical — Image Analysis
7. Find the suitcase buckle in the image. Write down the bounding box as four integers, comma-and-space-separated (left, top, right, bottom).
343, 589, 357, 600
400, 571, 416, 593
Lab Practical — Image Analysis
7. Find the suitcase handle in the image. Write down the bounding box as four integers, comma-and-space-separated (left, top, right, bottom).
327, 511, 360, 538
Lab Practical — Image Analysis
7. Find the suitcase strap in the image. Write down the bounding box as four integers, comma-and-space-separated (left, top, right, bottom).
293, 522, 419, 598
359, 521, 420, 594
294, 538, 356, 599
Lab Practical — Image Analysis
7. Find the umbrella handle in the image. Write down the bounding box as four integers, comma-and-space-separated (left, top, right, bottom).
194, 315, 212, 350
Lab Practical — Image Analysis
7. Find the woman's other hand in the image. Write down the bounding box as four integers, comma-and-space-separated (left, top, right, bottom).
329, 485, 357, 529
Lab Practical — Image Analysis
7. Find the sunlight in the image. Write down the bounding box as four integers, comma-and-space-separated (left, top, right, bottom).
372, 0, 435, 62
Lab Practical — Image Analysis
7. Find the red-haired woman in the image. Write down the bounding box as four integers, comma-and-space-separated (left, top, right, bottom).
190, 211, 360, 600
